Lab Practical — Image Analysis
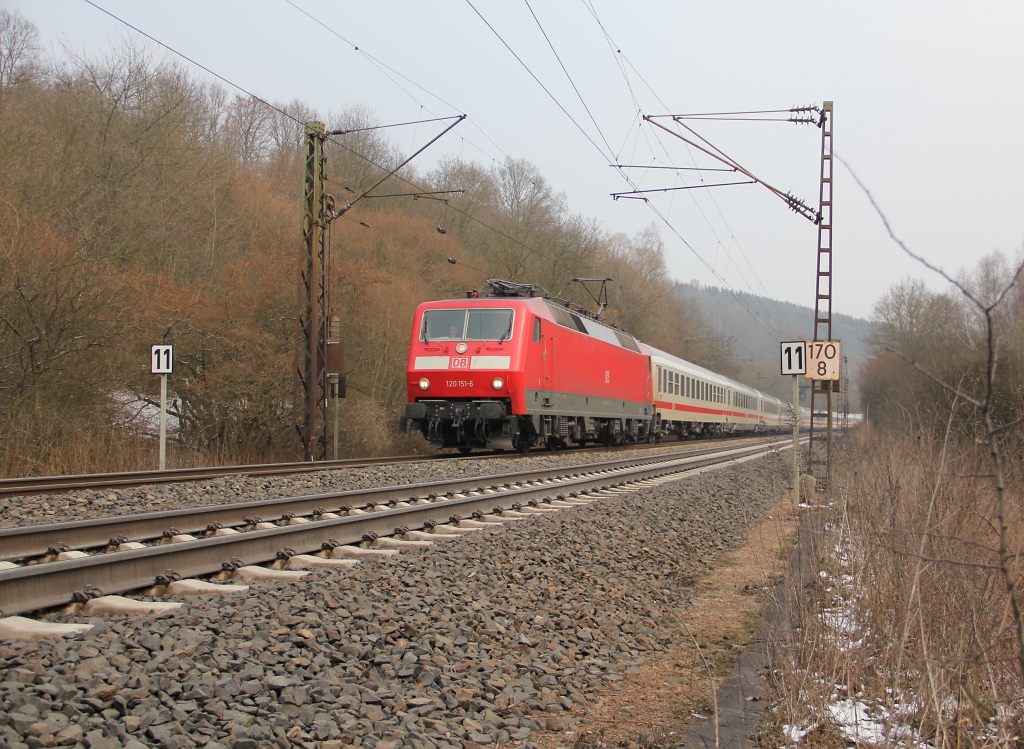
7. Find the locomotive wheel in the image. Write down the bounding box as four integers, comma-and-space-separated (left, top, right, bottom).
546, 437, 568, 451
515, 436, 530, 454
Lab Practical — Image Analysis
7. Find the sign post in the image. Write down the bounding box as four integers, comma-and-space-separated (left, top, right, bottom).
781, 341, 807, 508
150, 345, 173, 471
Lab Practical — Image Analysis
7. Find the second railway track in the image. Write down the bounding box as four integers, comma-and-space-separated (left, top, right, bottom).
0, 438, 790, 618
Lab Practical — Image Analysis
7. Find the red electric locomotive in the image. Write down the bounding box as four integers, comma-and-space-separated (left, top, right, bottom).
400, 280, 654, 452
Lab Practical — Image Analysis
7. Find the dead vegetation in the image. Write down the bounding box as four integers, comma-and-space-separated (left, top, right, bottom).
765, 177, 1024, 748
0, 9, 724, 475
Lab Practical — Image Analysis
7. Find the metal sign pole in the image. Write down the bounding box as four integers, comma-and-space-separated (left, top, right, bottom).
780, 340, 808, 508
792, 374, 800, 508
159, 373, 167, 471
333, 385, 339, 461
151, 344, 173, 472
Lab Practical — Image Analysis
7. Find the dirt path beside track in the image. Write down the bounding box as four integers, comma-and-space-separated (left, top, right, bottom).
534, 498, 800, 749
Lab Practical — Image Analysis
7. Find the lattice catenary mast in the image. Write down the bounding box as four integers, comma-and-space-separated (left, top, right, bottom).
807, 101, 834, 487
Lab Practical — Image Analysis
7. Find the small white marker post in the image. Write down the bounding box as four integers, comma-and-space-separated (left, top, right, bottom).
150, 344, 173, 471
781, 341, 807, 508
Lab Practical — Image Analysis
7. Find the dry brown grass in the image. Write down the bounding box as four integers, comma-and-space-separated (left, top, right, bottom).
764, 425, 1024, 749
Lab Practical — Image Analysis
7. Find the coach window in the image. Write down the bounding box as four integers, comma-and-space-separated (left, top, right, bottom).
675, 373, 680, 395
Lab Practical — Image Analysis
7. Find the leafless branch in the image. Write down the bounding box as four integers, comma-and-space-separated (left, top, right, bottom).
882, 346, 983, 408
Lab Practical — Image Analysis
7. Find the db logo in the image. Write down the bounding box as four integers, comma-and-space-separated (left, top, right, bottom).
451, 357, 470, 369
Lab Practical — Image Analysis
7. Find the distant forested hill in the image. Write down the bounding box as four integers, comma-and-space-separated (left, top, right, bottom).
671, 282, 871, 410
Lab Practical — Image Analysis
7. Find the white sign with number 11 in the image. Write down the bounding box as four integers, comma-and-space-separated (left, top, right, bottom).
151, 344, 173, 374
780, 341, 807, 376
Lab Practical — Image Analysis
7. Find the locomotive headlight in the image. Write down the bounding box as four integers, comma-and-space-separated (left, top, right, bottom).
455, 342, 468, 354
491, 377, 504, 390
418, 378, 430, 390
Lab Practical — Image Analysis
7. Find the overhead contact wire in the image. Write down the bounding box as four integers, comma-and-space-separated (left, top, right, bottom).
284, 0, 511, 163
576, 3, 786, 340
84, 0, 561, 275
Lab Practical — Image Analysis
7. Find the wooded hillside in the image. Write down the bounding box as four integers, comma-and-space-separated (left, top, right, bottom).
0, 10, 727, 475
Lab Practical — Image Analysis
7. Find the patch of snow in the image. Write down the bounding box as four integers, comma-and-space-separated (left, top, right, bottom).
783, 723, 815, 743
827, 699, 888, 744
110, 389, 180, 439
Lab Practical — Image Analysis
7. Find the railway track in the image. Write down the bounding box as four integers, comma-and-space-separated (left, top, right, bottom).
0, 437, 789, 623
0, 450, 497, 497
0, 437, 722, 497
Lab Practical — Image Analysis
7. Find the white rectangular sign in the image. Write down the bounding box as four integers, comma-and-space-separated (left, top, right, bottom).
151, 344, 173, 375
780, 341, 807, 376
805, 340, 841, 381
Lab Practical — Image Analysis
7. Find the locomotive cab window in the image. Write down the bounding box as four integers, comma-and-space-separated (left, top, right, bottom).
533, 317, 541, 343
423, 308, 514, 342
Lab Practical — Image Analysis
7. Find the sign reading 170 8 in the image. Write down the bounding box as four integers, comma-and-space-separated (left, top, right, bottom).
780, 340, 841, 381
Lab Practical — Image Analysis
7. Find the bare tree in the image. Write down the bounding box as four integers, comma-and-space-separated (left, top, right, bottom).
842, 155, 1024, 682
0, 9, 39, 93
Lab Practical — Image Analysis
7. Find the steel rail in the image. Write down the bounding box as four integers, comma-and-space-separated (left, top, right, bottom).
0, 441, 775, 616
0, 436, 727, 497
0, 439, 768, 561
0, 451, 501, 497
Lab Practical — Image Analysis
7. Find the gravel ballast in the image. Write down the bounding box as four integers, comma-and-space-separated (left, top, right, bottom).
0, 453, 786, 749
0, 443, 756, 530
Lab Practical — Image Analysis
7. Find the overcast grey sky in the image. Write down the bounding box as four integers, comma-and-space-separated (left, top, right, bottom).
7, 0, 1023, 321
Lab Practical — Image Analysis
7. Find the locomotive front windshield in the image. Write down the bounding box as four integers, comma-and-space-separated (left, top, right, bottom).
422, 308, 514, 341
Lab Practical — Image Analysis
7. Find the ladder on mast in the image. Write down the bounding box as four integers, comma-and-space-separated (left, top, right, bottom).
808, 102, 834, 489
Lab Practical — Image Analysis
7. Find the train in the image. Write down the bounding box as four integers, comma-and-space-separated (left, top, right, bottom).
399, 279, 799, 452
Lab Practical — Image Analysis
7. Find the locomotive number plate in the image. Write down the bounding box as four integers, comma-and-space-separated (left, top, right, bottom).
445, 380, 474, 388
450, 357, 470, 369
